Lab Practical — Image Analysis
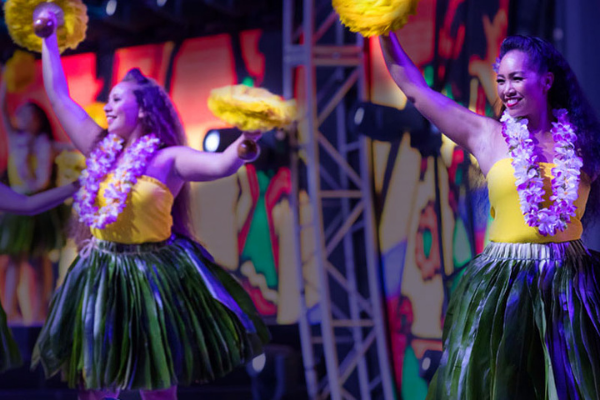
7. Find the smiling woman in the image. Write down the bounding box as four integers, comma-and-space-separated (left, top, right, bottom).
379, 31, 600, 399
30, 7, 269, 400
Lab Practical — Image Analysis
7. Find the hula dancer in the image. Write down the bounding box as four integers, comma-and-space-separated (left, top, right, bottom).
31, 6, 269, 400
0, 180, 79, 372
380, 31, 600, 400
0, 75, 71, 325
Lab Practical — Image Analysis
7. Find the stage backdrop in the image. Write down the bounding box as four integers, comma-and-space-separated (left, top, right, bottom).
368, 0, 509, 398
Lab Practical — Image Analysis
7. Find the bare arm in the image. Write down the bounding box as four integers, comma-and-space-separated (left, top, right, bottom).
0, 78, 16, 139
380, 33, 500, 158
0, 181, 78, 215
41, 28, 103, 156
171, 134, 255, 182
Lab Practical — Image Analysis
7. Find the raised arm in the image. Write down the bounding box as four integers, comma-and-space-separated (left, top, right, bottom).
41, 17, 103, 156
0, 78, 16, 138
380, 33, 500, 158
170, 134, 256, 182
0, 181, 78, 216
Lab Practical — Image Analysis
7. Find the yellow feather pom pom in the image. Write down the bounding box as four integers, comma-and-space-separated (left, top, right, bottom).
4, 0, 88, 53
207, 85, 297, 132
4, 50, 36, 93
55, 148, 86, 186
333, 0, 420, 37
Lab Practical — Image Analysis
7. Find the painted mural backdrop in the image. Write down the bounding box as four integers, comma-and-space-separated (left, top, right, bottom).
368, 0, 509, 398
0, 29, 299, 325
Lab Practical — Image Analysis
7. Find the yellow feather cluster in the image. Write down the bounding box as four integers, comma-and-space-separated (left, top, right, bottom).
207, 85, 297, 132
4, 50, 36, 93
333, 0, 420, 37
4, 0, 88, 53
55, 149, 86, 186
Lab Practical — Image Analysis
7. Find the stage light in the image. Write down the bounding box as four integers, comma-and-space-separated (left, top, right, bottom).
353, 105, 365, 125
105, 0, 117, 16
419, 349, 442, 383
156, 0, 167, 6
348, 100, 442, 155
202, 128, 240, 153
348, 100, 428, 142
246, 345, 299, 400
203, 130, 221, 152
250, 353, 267, 374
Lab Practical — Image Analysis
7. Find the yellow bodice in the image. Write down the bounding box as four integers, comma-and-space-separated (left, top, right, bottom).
487, 158, 590, 243
7, 154, 36, 190
91, 175, 174, 244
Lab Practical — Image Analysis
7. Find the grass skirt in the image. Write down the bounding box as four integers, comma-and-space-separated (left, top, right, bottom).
0, 205, 69, 257
32, 235, 269, 391
0, 303, 22, 373
427, 240, 600, 400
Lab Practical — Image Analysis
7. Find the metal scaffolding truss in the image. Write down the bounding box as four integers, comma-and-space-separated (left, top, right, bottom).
283, 0, 394, 399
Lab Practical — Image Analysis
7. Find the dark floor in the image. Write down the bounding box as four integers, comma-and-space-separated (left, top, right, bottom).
0, 325, 307, 400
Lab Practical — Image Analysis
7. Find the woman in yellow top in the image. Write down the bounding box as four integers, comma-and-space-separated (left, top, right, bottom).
0, 180, 78, 372
381, 33, 600, 399
32, 10, 269, 400
0, 77, 70, 324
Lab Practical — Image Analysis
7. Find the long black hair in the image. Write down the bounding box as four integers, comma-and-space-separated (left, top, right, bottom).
121, 68, 193, 239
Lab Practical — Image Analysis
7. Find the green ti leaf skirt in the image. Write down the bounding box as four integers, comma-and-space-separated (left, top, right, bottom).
427, 240, 600, 400
0, 205, 70, 257
32, 235, 270, 391
0, 303, 22, 373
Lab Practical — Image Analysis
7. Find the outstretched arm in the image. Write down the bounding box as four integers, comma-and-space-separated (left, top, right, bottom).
40, 14, 103, 156
380, 33, 500, 158
0, 78, 16, 139
0, 181, 78, 216
170, 134, 257, 182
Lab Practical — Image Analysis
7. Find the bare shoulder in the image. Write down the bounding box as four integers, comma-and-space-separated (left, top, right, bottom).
475, 119, 509, 175
146, 147, 183, 179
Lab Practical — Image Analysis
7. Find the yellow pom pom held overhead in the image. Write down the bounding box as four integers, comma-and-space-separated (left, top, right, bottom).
207, 84, 297, 132
4, 50, 36, 93
4, 0, 88, 53
333, 0, 420, 37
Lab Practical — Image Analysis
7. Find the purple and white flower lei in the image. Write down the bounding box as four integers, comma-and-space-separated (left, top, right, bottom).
500, 109, 583, 236
74, 133, 161, 229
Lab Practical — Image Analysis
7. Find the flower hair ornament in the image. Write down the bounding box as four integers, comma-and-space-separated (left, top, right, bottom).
501, 109, 583, 236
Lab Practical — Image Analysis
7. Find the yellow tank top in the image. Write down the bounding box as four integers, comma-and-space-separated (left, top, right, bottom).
487, 158, 590, 243
7, 154, 36, 192
91, 175, 174, 244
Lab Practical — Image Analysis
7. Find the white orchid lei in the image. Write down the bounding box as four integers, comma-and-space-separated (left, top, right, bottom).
74, 133, 161, 229
501, 109, 583, 236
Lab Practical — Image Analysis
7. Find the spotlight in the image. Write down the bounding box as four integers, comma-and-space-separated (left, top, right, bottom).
348, 101, 428, 142
203, 130, 221, 152
202, 128, 240, 153
349, 100, 441, 155
419, 349, 442, 383
105, 0, 117, 15
249, 353, 267, 374
157, 0, 167, 6
246, 345, 299, 400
